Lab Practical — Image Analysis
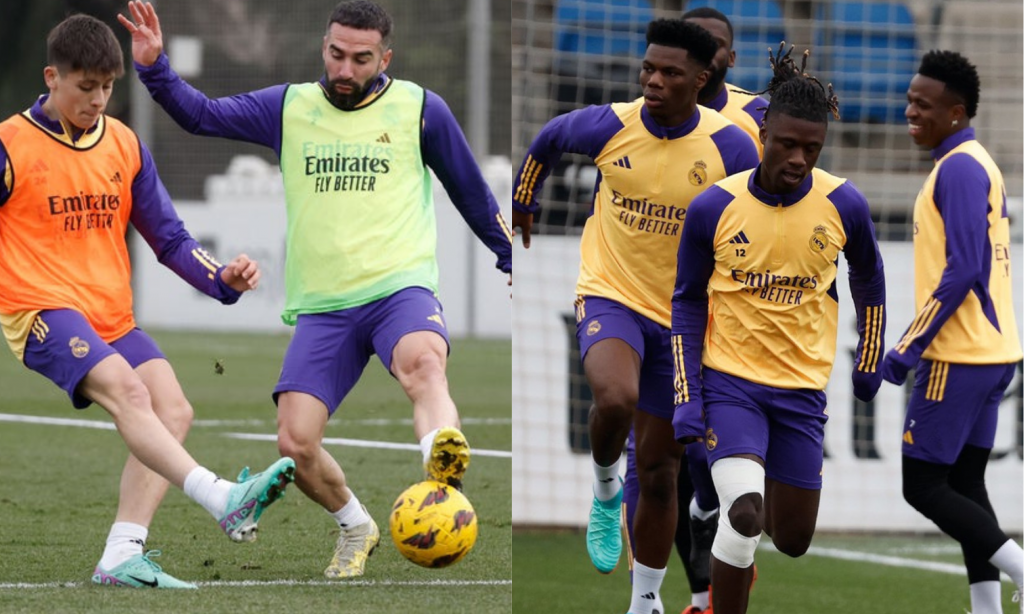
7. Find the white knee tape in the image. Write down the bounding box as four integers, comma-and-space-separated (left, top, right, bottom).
710, 457, 765, 568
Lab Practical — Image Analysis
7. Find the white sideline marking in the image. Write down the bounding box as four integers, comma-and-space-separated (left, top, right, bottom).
194, 417, 512, 427
0, 579, 511, 590
761, 543, 1012, 581
0, 414, 512, 458
226, 432, 513, 458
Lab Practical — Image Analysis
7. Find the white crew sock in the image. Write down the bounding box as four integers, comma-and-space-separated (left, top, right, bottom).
968, 580, 1002, 614
989, 539, 1024, 588
98, 521, 148, 570
689, 495, 718, 521
329, 491, 372, 529
629, 561, 666, 614
690, 590, 710, 610
183, 466, 232, 519
593, 458, 622, 502
420, 428, 441, 464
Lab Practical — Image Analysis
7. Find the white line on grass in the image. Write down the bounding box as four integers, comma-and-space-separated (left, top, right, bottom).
194, 417, 512, 427
0, 414, 512, 458
226, 432, 513, 458
0, 579, 511, 590
760, 543, 1012, 581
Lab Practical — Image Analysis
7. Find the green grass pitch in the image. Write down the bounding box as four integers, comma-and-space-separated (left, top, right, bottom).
0, 331, 510, 614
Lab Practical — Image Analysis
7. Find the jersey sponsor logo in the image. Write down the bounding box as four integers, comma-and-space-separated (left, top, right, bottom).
704, 427, 718, 451
809, 225, 829, 252
609, 190, 685, 237
301, 139, 393, 194
612, 156, 632, 169
731, 268, 818, 305
688, 160, 708, 186
47, 191, 121, 232
69, 336, 90, 358
586, 320, 601, 336
728, 231, 750, 244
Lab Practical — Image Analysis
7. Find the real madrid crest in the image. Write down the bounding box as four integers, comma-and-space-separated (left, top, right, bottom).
809, 224, 829, 253
69, 336, 90, 358
586, 320, 602, 336
704, 427, 718, 451
688, 160, 708, 186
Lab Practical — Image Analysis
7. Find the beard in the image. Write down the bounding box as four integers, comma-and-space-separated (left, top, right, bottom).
699, 65, 728, 102
324, 73, 377, 110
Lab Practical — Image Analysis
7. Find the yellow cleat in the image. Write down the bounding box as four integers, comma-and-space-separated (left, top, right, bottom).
324, 509, 380, 579
424, 426, 471, 489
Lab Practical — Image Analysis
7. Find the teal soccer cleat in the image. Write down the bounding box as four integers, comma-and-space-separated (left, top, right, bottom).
586, 477, 623, 574
220, 457, 296, 543
92, 551, 197, 589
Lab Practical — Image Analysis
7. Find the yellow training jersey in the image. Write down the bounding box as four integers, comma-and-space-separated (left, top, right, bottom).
514, 99, 758, 327
705, 83, 768, 158
893, 128, 1021, 365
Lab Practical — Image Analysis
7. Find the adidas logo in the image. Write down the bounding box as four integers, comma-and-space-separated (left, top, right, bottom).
28, 159, 48, 173
376, 133, 391, 143
110, 171, 122, 183
728, 231, 750, 244
612, 156, 632, 169
642, 592, 656, 600
903, 430, 914, 445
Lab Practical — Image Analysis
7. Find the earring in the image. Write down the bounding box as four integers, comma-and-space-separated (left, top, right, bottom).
951, 120, 959, 127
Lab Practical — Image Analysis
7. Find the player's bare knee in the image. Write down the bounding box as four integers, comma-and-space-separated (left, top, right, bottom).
636, 460, 679, 508
589, 387, 637, 422
276, 429, 318, 466
727, 492, 764, 537
773, 528, 813, 558
158, 398, 194, 439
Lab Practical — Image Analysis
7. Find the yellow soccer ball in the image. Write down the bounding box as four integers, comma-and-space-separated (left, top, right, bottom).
389, 480, 478, 568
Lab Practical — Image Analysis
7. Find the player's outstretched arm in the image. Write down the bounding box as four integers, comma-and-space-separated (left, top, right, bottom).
118, 1, 163, 67
511, 209, 532, 249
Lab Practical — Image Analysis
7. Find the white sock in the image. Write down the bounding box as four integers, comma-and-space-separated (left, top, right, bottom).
691, 590, 710, 610
969, 580, 1002, 614
989, 539, 1024, 588
329, 492, 371, 529
420, 428, 441, 464
593, 458, 622, 501
689, 496, 718, 521
98, 522, 148, 570
629, 561, 666, 614
183, 466, 232, 519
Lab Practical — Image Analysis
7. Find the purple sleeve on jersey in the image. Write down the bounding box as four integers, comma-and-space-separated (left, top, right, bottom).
886, 153, 991, 373
830, 181, 886, 399
671, 185, 731, 437
130, 142, 241, 304
710, 124, 759, 176
0, 139, 9, 206
741, 96, 768, 129
512, 105, 624, 213
421, 91, 511, 274
136, 53, 286, 156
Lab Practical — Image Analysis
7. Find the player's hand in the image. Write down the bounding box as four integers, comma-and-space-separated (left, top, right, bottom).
221, 253, 260, 293
512, 208, 533, 249
851, 368, 882, 402
118, 1, 164, 67
881, 349, 911, 386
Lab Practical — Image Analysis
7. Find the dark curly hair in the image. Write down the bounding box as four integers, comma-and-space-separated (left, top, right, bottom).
681, 6, 733, 46
755, 42, 840, 124
917, 50, 980, 118
645, 19, 718, 68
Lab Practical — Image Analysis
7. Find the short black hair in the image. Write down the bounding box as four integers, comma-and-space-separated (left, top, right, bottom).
917, 50, 980, 118
645, 18, 718, 68
47, 14, 124, 77
757, 43, 840, 124
327, 0, 393, 49
681, 6, 734, 45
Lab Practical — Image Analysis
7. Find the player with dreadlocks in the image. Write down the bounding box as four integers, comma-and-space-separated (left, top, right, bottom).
670, 44, 887, 613
882, 50, 1023, 614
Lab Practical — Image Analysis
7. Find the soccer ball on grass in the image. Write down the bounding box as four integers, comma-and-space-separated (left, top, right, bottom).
389, 480, 478, 568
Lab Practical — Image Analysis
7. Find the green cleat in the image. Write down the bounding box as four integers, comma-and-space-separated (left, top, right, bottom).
586, 477, 623, 574
92, 551, 197, 589
220, 457, 296, 543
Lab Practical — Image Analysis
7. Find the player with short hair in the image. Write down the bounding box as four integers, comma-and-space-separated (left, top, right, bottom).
514, 18, 758, 614
882, 49, 1023, 614
672, 45, 886, 614
0, 13, 296, 589
119, 0, 512, 579
620, 10, 771, 612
